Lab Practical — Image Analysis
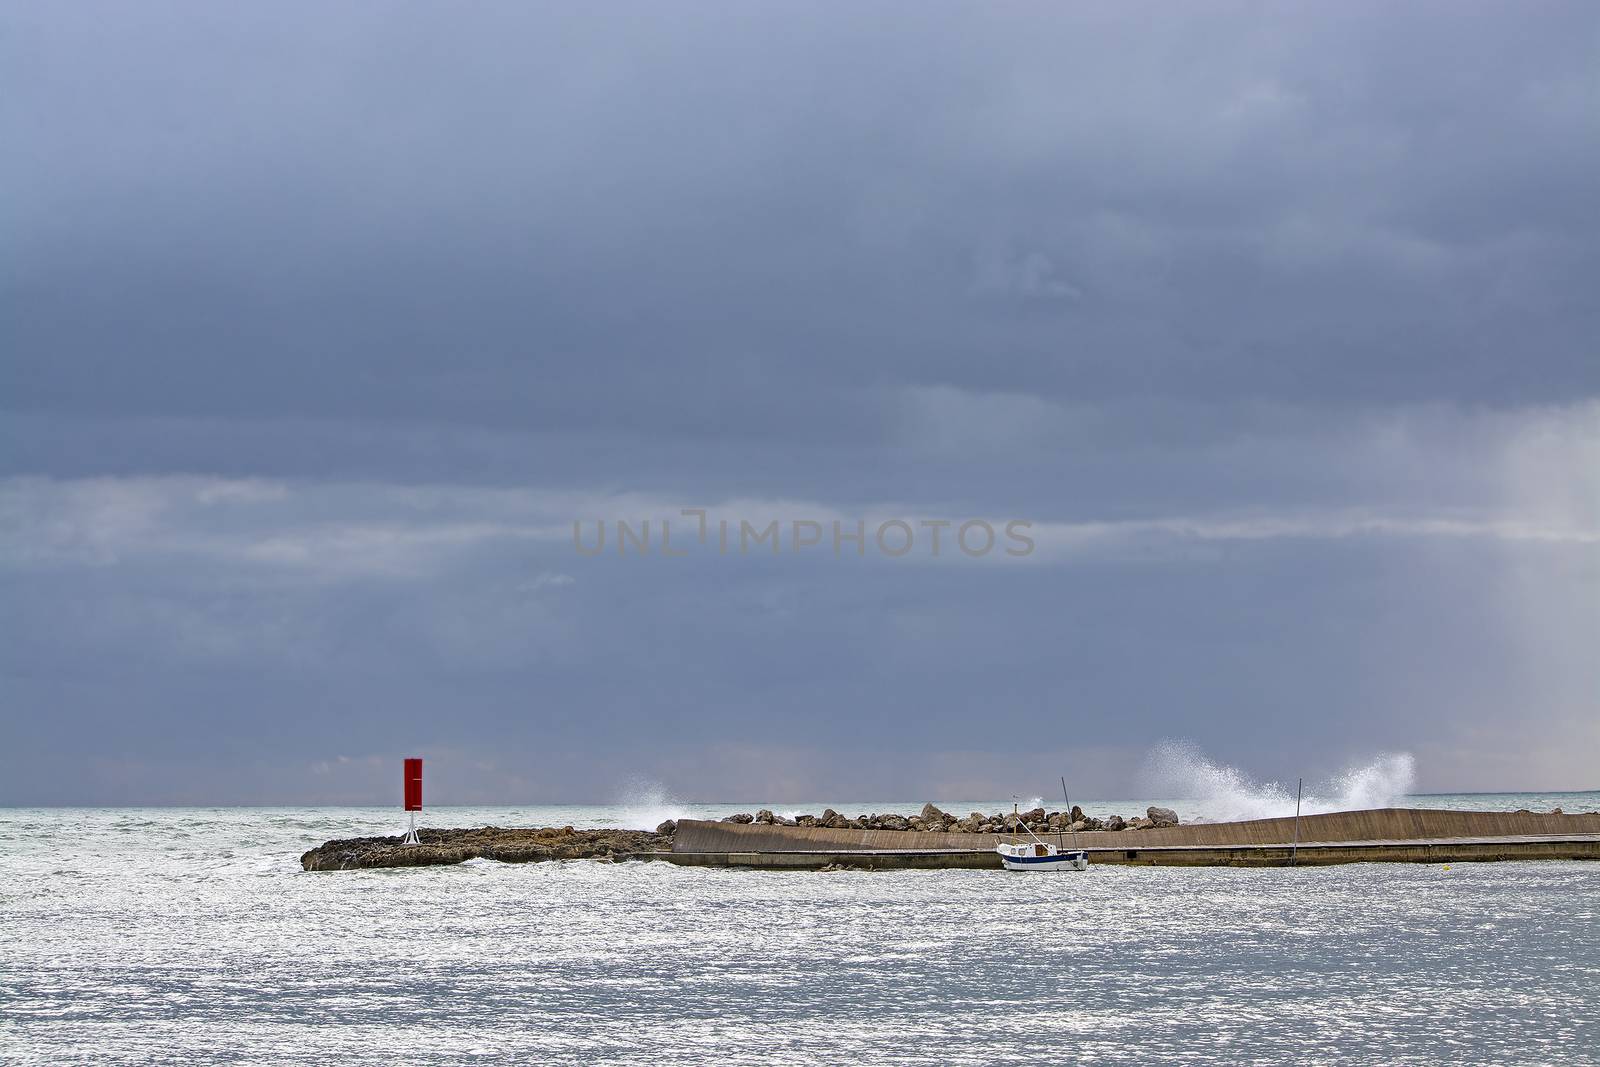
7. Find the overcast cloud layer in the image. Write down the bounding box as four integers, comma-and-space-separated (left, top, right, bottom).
3, 2, 1597, 804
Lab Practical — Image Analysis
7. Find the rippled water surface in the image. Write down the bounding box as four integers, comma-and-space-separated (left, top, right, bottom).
3, 802, 1598, 1065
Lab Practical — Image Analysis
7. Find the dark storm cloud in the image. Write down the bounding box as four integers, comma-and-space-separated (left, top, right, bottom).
2, 2, 1597, 802
7, 2, 1597, 441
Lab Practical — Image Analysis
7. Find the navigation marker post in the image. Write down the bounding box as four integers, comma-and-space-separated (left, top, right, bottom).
402, 757, 423, 845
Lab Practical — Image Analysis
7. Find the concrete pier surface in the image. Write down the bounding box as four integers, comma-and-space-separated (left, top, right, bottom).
668, 808, 1600, 869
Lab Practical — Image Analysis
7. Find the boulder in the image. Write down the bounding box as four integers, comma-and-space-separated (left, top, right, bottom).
656, 819, 677, 835
1103, 814, 1125, 832
754, 809, 776, 825
920, 802, 949, 822
1128, 817, 1153, 830
1070, 821, 1087, 832
721, 812, 754, 824
1022, 807, 1046, 824
1069, 805, 1085, 824
1146, 806, 1179, 827
820, 808, 840, 823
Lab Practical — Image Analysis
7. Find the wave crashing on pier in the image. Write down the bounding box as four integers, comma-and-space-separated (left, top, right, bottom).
1141, 741, 1416, 823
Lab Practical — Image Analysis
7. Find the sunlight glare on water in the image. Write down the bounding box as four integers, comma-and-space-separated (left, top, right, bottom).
2, 803, 1598, 1065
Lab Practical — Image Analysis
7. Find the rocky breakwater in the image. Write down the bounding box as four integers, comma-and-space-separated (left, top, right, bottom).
655, 802, 1182, 836
300, 826, 671, 871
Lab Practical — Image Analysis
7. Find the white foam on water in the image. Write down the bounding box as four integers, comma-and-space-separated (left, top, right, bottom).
1140, 741, 1416, 823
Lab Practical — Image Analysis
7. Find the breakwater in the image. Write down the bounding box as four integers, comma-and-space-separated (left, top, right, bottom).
300, 826, 668, 871
668, 807, 1600, 869
672, 805, 1600, 851
299, 806, 1600, 871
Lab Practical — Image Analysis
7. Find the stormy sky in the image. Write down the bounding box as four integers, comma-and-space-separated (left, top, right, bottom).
3, 2, 1597, 804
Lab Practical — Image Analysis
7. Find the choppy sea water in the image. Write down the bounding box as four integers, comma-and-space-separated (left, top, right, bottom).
3, 795, 1598, 1065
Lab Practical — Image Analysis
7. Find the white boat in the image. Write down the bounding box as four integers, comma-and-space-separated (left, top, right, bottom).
996, 801, 1089, 872
997, 839, 1089, 872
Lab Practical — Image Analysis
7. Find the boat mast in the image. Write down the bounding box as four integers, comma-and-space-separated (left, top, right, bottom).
1061, 776, 1072, 849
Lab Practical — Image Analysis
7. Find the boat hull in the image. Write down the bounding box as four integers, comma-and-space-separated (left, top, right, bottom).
998, 850, 1088, 872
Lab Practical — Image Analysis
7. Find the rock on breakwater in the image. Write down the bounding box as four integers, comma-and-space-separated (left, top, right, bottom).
707, 803, 1183, 834
300, 826, 671, 871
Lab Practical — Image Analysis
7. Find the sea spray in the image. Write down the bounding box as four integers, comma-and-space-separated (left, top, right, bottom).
613, 778, 688, 830
1138, 741, 1416, 822
1322, 753, 1416, 813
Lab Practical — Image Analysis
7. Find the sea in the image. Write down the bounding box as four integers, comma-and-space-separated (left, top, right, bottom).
3, 789, 1598, 1065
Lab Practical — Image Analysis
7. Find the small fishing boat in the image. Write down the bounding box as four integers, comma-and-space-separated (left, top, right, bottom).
997, 839, 1089, 872
996, 800, 1089, 872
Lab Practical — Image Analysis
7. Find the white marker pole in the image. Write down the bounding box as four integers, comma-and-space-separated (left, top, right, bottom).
1289, 777, 1303, 867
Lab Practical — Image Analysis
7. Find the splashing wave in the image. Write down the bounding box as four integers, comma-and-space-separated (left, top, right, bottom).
1139, 741, 1416, 823
613, 778, 688, 830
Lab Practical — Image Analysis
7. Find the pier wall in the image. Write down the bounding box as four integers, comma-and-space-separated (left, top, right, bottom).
665, 838, 1600, 870
672, 808, 1600, 858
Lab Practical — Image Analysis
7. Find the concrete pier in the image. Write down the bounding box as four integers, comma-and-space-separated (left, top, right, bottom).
667, 808, 1600, 869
